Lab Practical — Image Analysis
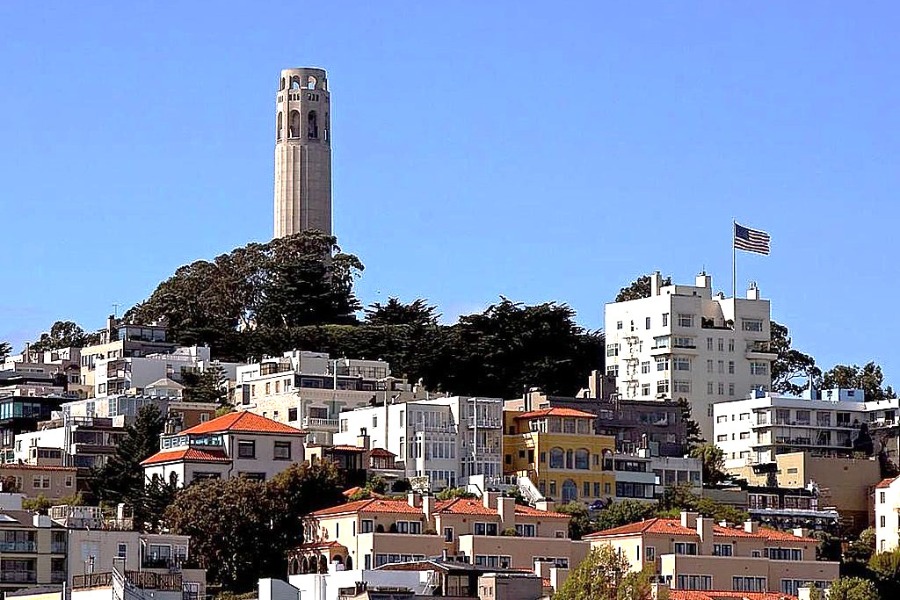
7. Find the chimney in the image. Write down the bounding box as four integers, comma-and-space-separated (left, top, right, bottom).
695, 272, 711, 289
697, 517, 714, 555
441, 548, 448, 561
535, 499, 556, 513
407, 492, 421, 508
746, 282, 760, 300
744, 520, 758, 534
793, 527, 809, 538
422, 494, 435, 524
650, 271, 662, 297
482, 491, 500, 510
533, 559, 552, 579
356, 429, 370, 450
680, 511, 699, 529
497, 496, 515, 527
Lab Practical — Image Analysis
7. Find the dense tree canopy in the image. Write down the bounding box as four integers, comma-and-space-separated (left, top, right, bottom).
28, 321, 99, 353
770, 321, 821, 395
689, 443, 728, 487
364, 297, 439, 327
825, 577, 880, 600
0, 341, 11, 362
181, 365, 229, 406
822, 362, 896, 400
554, 545, 657, 600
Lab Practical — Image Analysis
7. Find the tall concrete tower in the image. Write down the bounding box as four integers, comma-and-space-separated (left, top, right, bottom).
273, 67, 332, 238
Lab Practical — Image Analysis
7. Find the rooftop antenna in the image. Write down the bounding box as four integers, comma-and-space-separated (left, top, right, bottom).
112, 303, 119, 318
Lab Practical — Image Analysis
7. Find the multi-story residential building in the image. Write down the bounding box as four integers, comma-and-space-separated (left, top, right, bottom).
62, 394, 216, 433
294, 491, 586, 574
607, 448, 703, 504
0, 494, 68, 594
333, 396, 503, 490
235, 351, 440, 445
12, 416, 126, 471
605, 272, 775, 440
875, 476, 900, 552
503, 407, 616, 505
729, 451, 881, 534
0, 394, 70, 463
584, 511, 839, 596
141, 411, 306, 485
77, 317, 176, 391
92, 345, 240, 398
505, 377, 690, 457
714, 388, 900, 470
0, 464, 77, 500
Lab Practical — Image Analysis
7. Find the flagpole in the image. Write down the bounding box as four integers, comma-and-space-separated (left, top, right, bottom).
732, 220, 736, 299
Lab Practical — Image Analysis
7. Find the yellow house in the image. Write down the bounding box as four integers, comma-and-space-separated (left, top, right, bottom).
503, 407, 615, 505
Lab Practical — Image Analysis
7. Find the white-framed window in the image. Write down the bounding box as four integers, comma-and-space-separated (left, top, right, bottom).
645, 546, 655, 562
716, 415, 727, 423
641, 361, 651, 374
677, 314, 694, 327
657, 380, 669, 395
728, 339, 735, 352
607, 365, 619, 377
751, 361, 769, 376
674, 381, 691, 393
716, 434, 727, 442
641, 384, 651, 397
713, 543, 733, 556
740, 432, 750, 440
645, 317, 651, 329
742, 318, 764, 332
707, 359, 713, 373
673, 357, 691, 371
656, 357, 669, 371
662, 313, 669, 327
733, 577, 766, 592
674, 336, 694, 348
653, 336, 670, 349
607, 343, 619, 357
740, 412, 750, 420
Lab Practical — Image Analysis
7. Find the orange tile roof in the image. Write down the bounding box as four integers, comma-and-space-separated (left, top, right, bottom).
514, 407, 597, 420
369, 448, 396, 458
330, 445, 367, 453
140, 447, 231, 466
669, 592, 796, 600
179, 411, 307, 436
584, 518, 815, 542
0, 464, 77, 472
877, 477, 897, 489
310, 498, 423, 517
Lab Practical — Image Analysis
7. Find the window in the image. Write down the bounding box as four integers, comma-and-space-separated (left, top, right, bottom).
733, 577, 766, 592
641, 383, 650, 396
728, 360, 735, 374
645, 546, 655, 561
653, 335, 670, 349
718, 382, 725, 395
662, 313, 669, 327
641, 361, 651, 374
657, 380, 669, 395
237, 440, 256, 459
881, 516, 887, 527
707, 337, 713, 350
750, 361, 768, 376
656, 357, 669, 371
716, 434, 727, 442
117, 543, 127, 559
742, 318, 764, 332
674, 381, 691, 393
646, 317, 651, 329
606, 343, 619, 357
677, 575, 712, 591
340, 419, 348, 432
274, 441, 291, 460
718, 338, 724, 351
575, 449, 590, 469
718, 360, 724, 373
549, 448, 564, 469
728, 383, 735, 396
740, 432, 750, 440
474, 522, 499, 536
677, 314, 694, 327
740, 412, 750, 420
728, 339, 735, 352
515, 523, 536, 537
707, 382, 714, 395
713, 544, 733, 556
606, 365, 619, 377
444, 527, 454, 542
673, 357, 691, 371
674, 542, 697, 555
361, 519, 374, 533
881, 492, 887, 504
707, 359, 713, 373
373, 415, 378, 427
288, 408, 298, 421
616, 321, 623, 330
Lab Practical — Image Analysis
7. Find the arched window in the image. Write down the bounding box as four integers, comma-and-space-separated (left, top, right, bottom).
562, 479, 578, 503
566, 449, 574, 469
345, 556, 353, 570
280, 77, 286, 91
317, 555, 328, 573
291, 76, 301, 90
307, 111, 318, 139
300, 557, 310, 574
332, 555, 343, 565
549, 447, 564, 469
276, 112, 283, 141
307, 75, 317, 89
289, 111, 301, 138
601, 449, 614, 471
575, 448, 590, 470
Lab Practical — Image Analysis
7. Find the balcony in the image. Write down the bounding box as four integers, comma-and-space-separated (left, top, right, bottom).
413, 423, 456, 433
51, 571, 66, 583
52, 541, 67, 553
301, 417, 339, 432
0, 571, 36, 583
74, 571, 184, 592
467, 417, 501, 429
0, 541, 36, 552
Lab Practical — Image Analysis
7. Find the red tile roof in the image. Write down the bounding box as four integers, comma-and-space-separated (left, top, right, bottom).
311, 496, 571, 519
140, 447, 231, 466
330, 445, 367, 453
179, 411, 307, 436
310, 498, 422, 517
669, 592, 796, 600
0, 464, 77, 472
584, 518, 816, 542
877, 477, 897, 489
369, 448, 396, 458
514, 407, 597, 420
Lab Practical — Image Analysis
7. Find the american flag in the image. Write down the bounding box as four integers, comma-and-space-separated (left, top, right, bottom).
734, 223, 770, 255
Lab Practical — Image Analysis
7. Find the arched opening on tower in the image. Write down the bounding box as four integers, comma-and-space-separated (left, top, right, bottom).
324, 112, 329, 141
280, 77, 286, 91
307, 75, 317, 90
276, 111, 283, 140
291, 76, 301, 90
289, 110, 301, 138
307, 110, 318, 139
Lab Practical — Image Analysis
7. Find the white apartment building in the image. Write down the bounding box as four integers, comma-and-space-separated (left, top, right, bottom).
332, 396, 503, 490
875, 476, 900, 552
604, 272, 774, 440
234, 350, 440, 445
713, 388, 900, 470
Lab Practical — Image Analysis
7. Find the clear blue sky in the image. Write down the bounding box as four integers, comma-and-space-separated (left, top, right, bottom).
1, 2, 897, 384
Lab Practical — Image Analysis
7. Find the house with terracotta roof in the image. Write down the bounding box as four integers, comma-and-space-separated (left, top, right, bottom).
291, 491, 588, 576
141, 411, 306, 485
583, 511, 838, 596
875, 475, 900, 552
502, 407, 616, 505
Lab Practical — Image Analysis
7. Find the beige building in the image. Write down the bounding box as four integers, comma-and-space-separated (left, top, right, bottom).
584, 511, 838, 596
729, 451, 881, 533
274, 68, 332, 238
0, 508, 67, 593
294, 491, 587, 574
142, 411, 306, 485
0, 464, 77, 501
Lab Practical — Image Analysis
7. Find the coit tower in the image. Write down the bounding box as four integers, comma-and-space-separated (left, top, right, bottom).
273, 67, 332, 238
